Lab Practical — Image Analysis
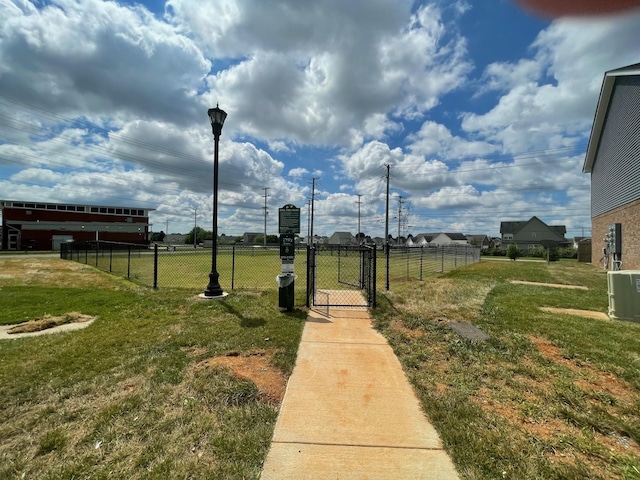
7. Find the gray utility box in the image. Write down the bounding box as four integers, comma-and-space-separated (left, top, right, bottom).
608, 270, 640, 322
277, 274, 296, 311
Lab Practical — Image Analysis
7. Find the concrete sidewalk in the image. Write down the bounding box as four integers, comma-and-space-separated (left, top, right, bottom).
260, 306, 460, 479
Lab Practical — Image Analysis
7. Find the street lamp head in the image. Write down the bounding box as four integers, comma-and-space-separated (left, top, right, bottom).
208, 104, 227, 137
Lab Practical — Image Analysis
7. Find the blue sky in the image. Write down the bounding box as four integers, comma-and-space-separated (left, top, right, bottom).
1, 0, 639, 239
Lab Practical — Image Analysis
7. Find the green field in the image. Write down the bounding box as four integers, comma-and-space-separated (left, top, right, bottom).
67, 245, 479, 296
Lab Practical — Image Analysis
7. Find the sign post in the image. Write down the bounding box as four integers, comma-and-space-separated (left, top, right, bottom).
277, 205, 300, 310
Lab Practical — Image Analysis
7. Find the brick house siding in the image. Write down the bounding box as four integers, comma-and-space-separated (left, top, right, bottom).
583, 64, 640, 271
591, 198, 640, 270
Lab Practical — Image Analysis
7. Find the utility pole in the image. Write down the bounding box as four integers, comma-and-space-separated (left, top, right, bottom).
263, 188, 270, 247
397, 195, 404, 245
384, 164, 390, 291
310, 177, 318, 245
165, 220, 169, 235
356, 194, 362, 244
307, 200, 312, 245
384, 165, 390, 246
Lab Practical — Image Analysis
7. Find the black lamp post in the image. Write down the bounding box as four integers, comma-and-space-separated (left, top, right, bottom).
203, 104, 227, 297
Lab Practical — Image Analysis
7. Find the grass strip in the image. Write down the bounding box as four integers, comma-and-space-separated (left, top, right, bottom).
372, 260, 640, 480
0, 258, 306, 480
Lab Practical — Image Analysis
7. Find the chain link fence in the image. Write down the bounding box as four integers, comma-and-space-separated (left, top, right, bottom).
61, 241, 480, 294
383, 245, 480, 287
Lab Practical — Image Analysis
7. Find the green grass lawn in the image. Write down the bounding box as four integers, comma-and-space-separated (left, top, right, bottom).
0, 257, 306, 479
372, 260, 640, 479
4, 255, 630, 479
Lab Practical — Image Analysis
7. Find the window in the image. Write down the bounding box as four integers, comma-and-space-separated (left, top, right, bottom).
124, 209, 130, 215
57, 205, 66, 210
531, 232, 537, 238
503, 234, 513, 240
76, 206, 85, 212
116, 208, 123, 214
36, 204, 45, 209
91, 207, 99, 213
47, 204, 56, 210
99, 208, 107, 213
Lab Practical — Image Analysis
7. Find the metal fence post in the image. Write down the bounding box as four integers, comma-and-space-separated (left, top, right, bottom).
109, 244, 113, 272
153, 243, 158, 289
231, 245, 236, 290
127, 245, 131, 278
420, 246, 424, 281
385, 244, 390, 291
95, 241, 99, 267
441, 246, 444, 273
406, 248, 410, 280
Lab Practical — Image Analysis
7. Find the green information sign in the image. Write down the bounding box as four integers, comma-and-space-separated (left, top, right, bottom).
279, 233, 295, 258
279, 204, 301, 234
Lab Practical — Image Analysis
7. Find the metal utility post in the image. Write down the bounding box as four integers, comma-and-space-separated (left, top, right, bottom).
263, 188, 270, 248
384, 164, 390, 291
310, 178, 317, 245
356, 194, 362, 245
193, 207, 198, 248
397, 195, 404, 245
307, 200, 311, 245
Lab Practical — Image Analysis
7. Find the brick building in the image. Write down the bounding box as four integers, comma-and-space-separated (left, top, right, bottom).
583, 63, 640, 270
1, 200, 153, 251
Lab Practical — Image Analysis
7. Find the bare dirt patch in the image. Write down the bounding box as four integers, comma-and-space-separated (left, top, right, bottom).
511, 280, 588, 290
8, 312, 95, 334
530, 336, 637, 402
0, 257, 124, 289
389, 319, 423, 339
197, 350, 287, 404
540, 307, 609, 320
1, 312, 96, 339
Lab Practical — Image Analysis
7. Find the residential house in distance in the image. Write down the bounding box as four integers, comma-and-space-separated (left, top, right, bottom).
500, 217, 569, 254
409, 233, 436, 246
242, 232, 263, 244
430, 232, 469, 246
466, 234, 492, 250
583, 63, 640, 270
327, 231, 355, 245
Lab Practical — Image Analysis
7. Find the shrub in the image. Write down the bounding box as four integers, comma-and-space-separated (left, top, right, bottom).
548, 247, 560, 262
528, 247, 546, 258
507, 243, 520, 260
559, 247, 578, 259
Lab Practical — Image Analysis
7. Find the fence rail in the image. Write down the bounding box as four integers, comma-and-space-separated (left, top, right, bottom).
60, 241, 480, 294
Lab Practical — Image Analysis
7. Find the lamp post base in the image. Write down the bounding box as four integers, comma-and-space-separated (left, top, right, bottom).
203, 272, 224, 298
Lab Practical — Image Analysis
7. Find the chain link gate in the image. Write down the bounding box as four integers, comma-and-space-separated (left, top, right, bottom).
306, 245, 376, 309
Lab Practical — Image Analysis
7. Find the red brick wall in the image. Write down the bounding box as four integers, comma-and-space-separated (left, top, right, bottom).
592, 198, 640, 270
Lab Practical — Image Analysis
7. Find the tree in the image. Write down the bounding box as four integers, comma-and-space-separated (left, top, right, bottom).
507, 243, 519, 261
150, 231, 166, 242
184, 227, 210, 245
